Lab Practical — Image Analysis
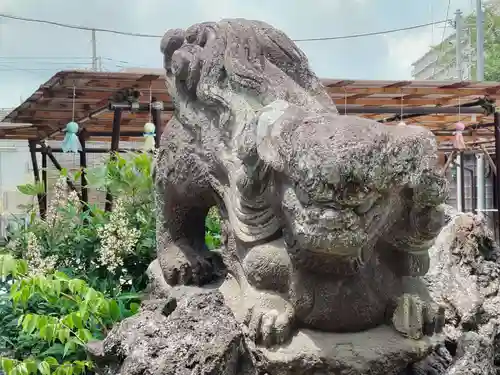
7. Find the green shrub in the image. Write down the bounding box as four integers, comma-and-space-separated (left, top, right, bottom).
0, 151, 223, 375
0, 253, 138, 375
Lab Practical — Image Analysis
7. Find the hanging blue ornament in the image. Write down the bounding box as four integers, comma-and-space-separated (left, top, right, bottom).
61, 121, 82, 153
143, 122, 156, 152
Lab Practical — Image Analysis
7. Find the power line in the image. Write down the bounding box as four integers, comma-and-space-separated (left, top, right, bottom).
0, 60, 92, 65
0, 56, 133, 73
432, 0, 452, 76
293, 20, 449, 41
0, 56, 91, 60
0, 13, 160, 38
0, 12, 450, 42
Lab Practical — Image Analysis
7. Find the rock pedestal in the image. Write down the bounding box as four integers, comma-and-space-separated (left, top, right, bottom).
89, 285, 441, 375
87, 211, 500, 375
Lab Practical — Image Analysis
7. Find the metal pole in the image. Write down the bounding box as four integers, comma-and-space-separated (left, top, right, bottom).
476, 153, 485, 213
105, 108, 122, 212
41, 149, 47, 219
78, 131, 88, 208
456, 153, 463, 212
455, 9, 464, 213
91, 29, 97, 71
476, 0, 485, 81
495, 111, 500, 238
455, 9, 464, 80
28, 140, 45, 219
460, 152, 466, 211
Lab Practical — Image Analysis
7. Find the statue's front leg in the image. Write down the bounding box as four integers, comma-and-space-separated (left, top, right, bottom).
379, 170, 448, 339
236, 239, 296, 347
156, 180, 223, 286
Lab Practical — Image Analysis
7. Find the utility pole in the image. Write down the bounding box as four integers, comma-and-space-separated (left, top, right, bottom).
455, 9, 464, 212
476, 0, 486, 213
476, 0, 485, 81
91, 29, 98, 71
455, 9, 464, 80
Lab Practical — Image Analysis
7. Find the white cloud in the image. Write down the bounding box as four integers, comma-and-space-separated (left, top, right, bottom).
384, 29, 435, 79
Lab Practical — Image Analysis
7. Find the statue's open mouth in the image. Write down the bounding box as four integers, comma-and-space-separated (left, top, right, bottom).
284, 188, 395, 259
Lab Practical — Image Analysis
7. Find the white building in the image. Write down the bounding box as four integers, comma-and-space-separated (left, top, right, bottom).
411, 33, 472, 81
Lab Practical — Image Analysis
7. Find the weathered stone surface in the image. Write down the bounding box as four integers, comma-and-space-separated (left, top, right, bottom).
88, 17, 500, 375
155, 17, 448, 350
250, 327, 439, 375
87, 289, 251, 375
90, 210, 500, 374
90, 285, 442, 375
419, 211, 500, 374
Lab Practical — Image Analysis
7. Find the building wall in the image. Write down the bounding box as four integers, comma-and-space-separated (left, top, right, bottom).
445, 153, 497, 236
411, 32, 471, 81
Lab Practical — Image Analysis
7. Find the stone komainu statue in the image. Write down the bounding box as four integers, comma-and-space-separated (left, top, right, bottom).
155, 19, 448, 347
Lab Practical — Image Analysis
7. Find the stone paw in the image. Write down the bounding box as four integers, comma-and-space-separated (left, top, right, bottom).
158, 244, 223, 286
243, 292, 294, 347
392, 293, 438, 340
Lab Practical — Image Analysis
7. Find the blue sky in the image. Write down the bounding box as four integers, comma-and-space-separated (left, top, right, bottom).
0, 0, 476, 108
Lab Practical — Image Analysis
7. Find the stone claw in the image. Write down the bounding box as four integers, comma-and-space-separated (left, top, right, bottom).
159, 244, 221, 286
392, 293, 440, 340
243, 292, 294, 347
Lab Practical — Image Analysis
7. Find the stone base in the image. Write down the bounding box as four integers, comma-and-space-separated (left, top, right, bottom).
217, 273, 439, 374
252, 326, 438, 375
88, 279, 443, 375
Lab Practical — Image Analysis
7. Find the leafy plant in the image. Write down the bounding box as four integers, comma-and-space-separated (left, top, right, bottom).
205, 207, 222, 250
9, 152, 156, 296
0, 254, 138, 375
0, 151, 224, 374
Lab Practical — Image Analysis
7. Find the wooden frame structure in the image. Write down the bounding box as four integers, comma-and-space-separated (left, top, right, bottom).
2, 69, 500, 218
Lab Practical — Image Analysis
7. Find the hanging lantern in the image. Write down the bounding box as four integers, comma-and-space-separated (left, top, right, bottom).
143, 122, 156, 152
453, 121, 466, 150
61, 121, 82, 153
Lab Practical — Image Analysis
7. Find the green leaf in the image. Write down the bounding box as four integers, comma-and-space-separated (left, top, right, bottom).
61, 314, 74, 330
73, 169, 82, 182
116, 292, 141, 301
130, 302, 140, 314
38, 361, 51, 375
16, 182, 45, 196
109, 300, 120, 321
23, 359, 37, 374
58, 327, 70, 343
44, 357, 58, 366
1, 357, 15, 373
71, 313, 83, 330
14, 362, 29, 375
54, 271, 70, 281
77, 328, 94, 343
21, 314, 38, 334
63, 339, 78, 357
0, 253, 18, 281
40, 343, 65, 358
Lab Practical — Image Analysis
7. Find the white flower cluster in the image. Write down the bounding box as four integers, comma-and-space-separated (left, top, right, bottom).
97, 197, 140, 273
68, 189, 80, 207
46, 176, 81, 226
24, 232, 57, 276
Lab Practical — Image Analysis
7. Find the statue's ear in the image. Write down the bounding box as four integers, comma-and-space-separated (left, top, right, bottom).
255, 100, 290, 172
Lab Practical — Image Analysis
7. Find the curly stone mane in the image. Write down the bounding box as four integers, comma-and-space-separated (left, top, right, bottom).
160, 19, 336, 123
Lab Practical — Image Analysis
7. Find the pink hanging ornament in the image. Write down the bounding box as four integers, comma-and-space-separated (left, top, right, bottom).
453, 122, 466, 150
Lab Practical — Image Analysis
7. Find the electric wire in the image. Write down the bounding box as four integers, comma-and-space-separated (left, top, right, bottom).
432, 0, 452, 76
0, 12, 450, 42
